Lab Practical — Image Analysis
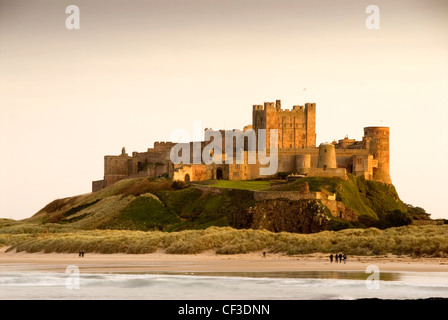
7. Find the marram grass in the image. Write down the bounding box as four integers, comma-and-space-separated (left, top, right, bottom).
1, 225, 448, 257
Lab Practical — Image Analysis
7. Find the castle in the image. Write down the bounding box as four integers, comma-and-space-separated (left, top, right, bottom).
92, 100, 391, 192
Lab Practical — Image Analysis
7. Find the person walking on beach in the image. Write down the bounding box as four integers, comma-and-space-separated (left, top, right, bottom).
343, 253, 347, 264
330, 254, 333, 263
338, 253, 342, 263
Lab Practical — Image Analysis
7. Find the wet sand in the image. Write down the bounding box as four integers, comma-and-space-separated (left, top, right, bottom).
1, 247, 447, 274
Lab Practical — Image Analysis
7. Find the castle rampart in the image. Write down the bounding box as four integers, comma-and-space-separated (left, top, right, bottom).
92, 100, 391, 191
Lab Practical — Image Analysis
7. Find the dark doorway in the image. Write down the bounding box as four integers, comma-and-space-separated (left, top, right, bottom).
184, 174, 190, 182
216, 168, 223, 180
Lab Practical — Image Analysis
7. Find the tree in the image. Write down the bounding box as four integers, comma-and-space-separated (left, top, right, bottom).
385, 210, 412, 228
405, 203, 431, 220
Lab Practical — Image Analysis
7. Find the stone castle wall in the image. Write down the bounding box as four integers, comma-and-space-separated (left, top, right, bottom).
252, 100, 316, 150
92, 100, 391, 191
253, 190, 322, 201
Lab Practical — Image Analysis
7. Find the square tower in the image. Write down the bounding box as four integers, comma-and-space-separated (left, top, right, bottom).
252, 100, 316, 150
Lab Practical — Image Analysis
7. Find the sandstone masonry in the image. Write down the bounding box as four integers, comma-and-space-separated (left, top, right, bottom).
92, 100, 391, 191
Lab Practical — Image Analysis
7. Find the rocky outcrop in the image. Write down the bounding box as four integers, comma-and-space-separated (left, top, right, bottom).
248, 199, 331, 233
320, 198, 358, 222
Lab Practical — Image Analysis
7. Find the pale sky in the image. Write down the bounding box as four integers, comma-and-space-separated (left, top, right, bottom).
0, 0, 447, 220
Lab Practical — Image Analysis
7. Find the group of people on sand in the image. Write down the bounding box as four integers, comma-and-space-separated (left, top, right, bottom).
78, 250, 85, 257
330, 253, 346, 264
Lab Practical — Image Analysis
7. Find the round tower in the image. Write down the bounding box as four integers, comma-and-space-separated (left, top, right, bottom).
363, 127, 391, 184
295, 154, 311, 175
317, 143, 336, 169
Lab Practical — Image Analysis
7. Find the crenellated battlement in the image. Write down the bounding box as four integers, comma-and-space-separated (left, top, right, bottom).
93, 99, 391, 192
154, 141, 176, 146
153, 141, 176, 150
252, 99, 317, 150
252, 104, 264, 111
253, 100, 316, 114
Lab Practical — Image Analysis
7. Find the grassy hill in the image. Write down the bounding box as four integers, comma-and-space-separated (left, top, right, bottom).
270, 175, 410, 229
19, 177, 257, 232
0, 175, 440, 256
3, 174, 418, 235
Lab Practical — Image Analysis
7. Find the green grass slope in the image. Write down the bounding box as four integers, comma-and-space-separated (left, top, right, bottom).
12, 174, 412, 234
270, 174, 409, 228
19, 177, 256, 233
24, 178, 177, 231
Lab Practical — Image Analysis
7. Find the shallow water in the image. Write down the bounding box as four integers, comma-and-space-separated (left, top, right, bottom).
1, 271, 448, 300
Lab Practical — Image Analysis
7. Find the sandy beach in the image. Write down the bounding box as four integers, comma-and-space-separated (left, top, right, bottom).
1, 247, 447, 274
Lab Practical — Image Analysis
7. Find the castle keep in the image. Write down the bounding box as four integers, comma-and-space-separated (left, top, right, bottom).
92, 100, 391, 192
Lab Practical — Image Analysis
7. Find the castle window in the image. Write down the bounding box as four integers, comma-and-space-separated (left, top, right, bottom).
289, 144, 292, 148
233, 172, 239, 177
302, 134, 306, 140
290, 134, 293, 140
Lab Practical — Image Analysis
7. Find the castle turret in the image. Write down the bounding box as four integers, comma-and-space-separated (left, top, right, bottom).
295, 154, 311, 175
363, 126, 391, 184
317, 143, 336, 169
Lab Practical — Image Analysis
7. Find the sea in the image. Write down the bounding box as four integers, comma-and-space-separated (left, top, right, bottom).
1, 270, 448, 300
